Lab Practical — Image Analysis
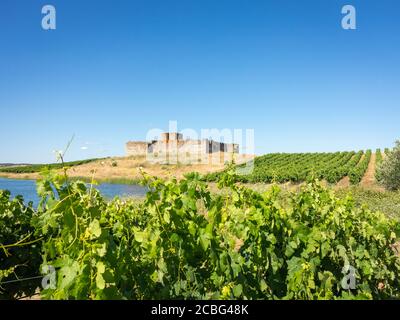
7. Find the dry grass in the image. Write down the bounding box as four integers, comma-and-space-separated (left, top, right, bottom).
0, 154, 254, 182
0, 172, 40, 180
68, 156, 225, 181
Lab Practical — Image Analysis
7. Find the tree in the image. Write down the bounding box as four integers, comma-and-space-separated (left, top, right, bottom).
376, 140, 400, 190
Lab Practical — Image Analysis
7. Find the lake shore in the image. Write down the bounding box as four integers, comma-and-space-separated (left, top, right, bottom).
2, 173, 399, 221
0, 154, 253, 184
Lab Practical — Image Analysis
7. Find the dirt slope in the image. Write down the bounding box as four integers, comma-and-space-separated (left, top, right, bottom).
360, 153, 377, 188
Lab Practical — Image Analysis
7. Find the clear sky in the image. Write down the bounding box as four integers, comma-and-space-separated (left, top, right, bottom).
1, 0, 399, 163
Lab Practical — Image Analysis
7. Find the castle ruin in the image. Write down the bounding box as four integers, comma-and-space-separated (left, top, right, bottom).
126, 132, 239, 164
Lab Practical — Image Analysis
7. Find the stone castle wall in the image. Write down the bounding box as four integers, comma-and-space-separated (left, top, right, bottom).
125, 133, 239, 164
125, 141, 148, 156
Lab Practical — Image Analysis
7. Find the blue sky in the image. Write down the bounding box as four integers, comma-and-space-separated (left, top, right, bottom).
0, 0, 399, 163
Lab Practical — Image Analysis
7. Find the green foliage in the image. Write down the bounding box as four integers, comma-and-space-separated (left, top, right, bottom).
207, 151, 367, 185
0, 159, 100, 174
1, 169, 400, 300
375, 149, 383, 179
376, 149, 383, 165
349, 150, 372, 185
0, 190, 42, 299
377, 141, 400, 191
323, 151, 362, 183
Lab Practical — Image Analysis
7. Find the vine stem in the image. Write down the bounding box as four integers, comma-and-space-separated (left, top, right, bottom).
0, 234, 43, 257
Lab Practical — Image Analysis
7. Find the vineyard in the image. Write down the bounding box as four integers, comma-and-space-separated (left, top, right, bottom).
1, 169, 400, 300
207, 150, 379, 185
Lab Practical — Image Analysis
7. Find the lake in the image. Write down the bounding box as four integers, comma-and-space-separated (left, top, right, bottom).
0, 178, 148, 207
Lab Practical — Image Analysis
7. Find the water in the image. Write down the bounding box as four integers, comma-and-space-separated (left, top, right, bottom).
0, 178, 148, 207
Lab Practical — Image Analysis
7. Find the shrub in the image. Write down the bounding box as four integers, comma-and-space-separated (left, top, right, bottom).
2, 170, 400, 300
0, 191, 42, 299
377, 141, 400, 191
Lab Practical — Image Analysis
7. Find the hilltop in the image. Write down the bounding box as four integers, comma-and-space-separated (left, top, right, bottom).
0, 163, 30, 167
